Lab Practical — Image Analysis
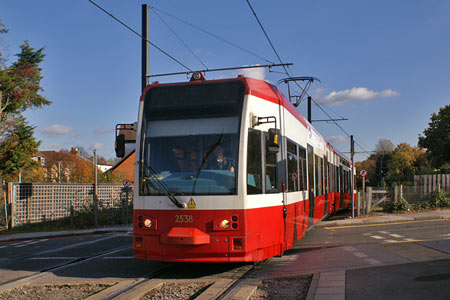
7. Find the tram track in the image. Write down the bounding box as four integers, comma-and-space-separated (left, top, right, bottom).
94, 258, 271, 300
213, 258, 269, 300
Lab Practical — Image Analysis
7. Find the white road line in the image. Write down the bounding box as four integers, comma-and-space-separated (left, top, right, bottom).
342, 246, 357, 252
384, 240, 398, 243
14, 238, 49, 248
370, 235, 385, 240
30, 257, 81, 260
365, 258, 381, 265
403, 238, 416, 241
0, 245, 7, 249
439, 233, 450, 237
378, 231, 390, 234
389, 234, 404, 238
34, 235, 122, 256
353, 252, 368, 258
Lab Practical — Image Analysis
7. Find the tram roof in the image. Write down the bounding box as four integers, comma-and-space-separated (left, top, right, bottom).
141, 76, 350, 163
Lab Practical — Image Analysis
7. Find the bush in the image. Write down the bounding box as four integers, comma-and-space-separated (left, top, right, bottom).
427, 189, 450, 208
385, 198, 411, 213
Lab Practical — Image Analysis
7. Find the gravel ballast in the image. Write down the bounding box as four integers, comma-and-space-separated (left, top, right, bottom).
141, 282, 212, 300
0, 283, 112, 300
250, 275, 313, 300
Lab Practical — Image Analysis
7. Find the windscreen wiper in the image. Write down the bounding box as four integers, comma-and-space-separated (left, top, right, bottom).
146, 165, 185, 208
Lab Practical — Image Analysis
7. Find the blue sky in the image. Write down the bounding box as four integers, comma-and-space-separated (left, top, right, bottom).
1, 0, 449, 162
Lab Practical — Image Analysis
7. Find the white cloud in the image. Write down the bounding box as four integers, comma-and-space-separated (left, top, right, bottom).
318, 87, 399, 106
90, 142, 104, 151
40, 143, 62, 150
42, 124, 74, 136
94, 128, 112, 135
327, 135, 349, 145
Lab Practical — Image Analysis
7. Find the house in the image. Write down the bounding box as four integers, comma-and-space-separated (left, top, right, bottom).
109, 150, 135, 183
32, 148, 95, 183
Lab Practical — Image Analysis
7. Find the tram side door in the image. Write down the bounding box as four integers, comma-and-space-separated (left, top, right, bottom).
339, 165, 344, 208
324, 156, 328, 215
307, 144, 315, 229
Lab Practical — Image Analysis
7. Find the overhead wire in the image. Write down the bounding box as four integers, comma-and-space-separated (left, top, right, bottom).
150, 6, 275, 65
87, 0, 192, 72
152, 8, 209, 70
245, 0, 371, 159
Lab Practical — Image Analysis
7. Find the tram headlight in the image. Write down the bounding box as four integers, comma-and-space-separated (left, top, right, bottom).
144, 219, 152, 228
221, 219, 230, 229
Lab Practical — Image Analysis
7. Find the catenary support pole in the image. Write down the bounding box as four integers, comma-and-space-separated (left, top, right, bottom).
142, 4, 149, 92
94, 150, 98, 227
350, 135, 355, 218
307, 96, 312, 124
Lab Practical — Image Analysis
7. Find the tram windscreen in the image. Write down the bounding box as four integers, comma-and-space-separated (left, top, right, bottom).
139, 81, 244, 196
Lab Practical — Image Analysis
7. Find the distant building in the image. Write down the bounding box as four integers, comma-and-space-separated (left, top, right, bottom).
32, 148, 113, 183
32, 152, 46, 166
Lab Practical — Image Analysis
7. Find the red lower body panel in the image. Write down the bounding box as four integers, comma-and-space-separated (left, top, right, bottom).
134, 193, 346, 262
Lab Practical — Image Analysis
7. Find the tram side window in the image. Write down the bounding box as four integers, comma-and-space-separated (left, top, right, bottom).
247, 129, 263, 194
321, 157, 325, 195
315, 155, 323, 196
264, 132, 278, 193
299, 147, 307, 191
336, 165, 339, 193
287, 140, 298, 192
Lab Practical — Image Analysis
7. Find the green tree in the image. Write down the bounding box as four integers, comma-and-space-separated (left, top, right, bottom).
0, 19, 50, 181
0, 40, 51, 124
418, 104, 450, 168
0, 116, 41, 180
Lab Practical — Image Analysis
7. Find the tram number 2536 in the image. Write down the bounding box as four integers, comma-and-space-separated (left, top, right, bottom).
175, 215, 194, 223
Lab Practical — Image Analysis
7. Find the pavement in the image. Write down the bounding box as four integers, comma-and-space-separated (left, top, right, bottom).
243, 208, 450, 300
1, 210, 450, 299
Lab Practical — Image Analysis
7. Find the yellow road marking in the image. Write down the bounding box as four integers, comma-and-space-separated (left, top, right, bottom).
324, 218, 450, 230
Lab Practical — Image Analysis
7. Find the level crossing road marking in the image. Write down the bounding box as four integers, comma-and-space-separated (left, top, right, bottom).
366, 258, 382, 265
342, 246, 358, 252
324, 218, 448, 230
389, 234, 404, 238
370, 235, 384, 240
353, 252, 369, 258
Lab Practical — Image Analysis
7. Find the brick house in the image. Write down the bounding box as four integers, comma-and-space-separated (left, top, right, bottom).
110, 150, 135, 183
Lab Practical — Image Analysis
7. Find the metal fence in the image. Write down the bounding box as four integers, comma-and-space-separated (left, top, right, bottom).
402, 185, 450, 205
5, 183, 133, 228
363, 184, 450, 214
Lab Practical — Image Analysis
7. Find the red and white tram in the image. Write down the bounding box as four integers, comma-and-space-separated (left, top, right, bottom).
127, 74, 354, 262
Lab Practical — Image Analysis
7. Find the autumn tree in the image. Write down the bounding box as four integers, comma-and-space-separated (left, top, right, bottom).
42, 150, 95, 183
418, 104, 450, 169
388, 143, 425, 184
